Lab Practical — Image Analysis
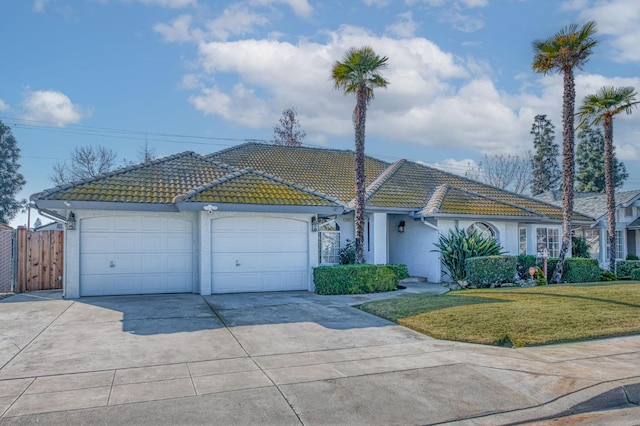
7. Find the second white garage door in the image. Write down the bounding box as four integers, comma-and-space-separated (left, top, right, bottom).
211, 216, 308, 293
80, 215, 194, 296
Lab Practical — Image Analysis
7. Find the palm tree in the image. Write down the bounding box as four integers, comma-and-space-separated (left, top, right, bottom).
577, 86, 639, 272
532, 21, 598, 283
332, 47, 389, 263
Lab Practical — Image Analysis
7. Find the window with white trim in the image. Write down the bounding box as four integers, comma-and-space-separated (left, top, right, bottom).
318, 218, 340, 264
536, 227, 559, 257
606, 230, 624, 260
519, 228, 527, 254
468, 222, 495, 239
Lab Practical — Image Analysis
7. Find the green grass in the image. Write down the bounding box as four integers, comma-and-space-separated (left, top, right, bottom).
358, 282, 640, 347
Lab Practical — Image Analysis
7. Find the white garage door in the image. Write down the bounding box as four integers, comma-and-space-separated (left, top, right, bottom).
211, 216, 308, 293
80, 216, 194, 296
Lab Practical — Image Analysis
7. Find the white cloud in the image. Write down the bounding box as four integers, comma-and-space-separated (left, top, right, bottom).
575, 0, 640, 62
0, 99, 9, 112
385, 12, 419, 38
154, 14, 200, 42
154, 5, 270, 43
33, 0, 49, 12
249, 0, 313, 18
139, 0, 196, 8
21, 90, 89, 127
189, 83, 270, 127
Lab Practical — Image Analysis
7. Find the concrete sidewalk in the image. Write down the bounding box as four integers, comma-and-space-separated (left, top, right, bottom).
0, 287, 639, 425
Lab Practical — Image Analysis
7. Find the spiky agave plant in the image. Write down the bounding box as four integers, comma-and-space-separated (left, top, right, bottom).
433, 227, 505, 283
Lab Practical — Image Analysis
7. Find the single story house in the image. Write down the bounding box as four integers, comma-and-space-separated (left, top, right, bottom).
538, 190, 640, 269
31, 142, 594, 298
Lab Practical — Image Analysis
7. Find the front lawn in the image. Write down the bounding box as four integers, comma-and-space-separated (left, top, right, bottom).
359, 282, 640, 347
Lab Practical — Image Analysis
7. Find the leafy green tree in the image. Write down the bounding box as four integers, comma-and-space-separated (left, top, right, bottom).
530, 114, 561, 195
532, 21, 598, 283
575, 127, 627, 192
332, 46, 389, 263
0, 120, 26, 224
273, 107, 306, 147
577, 85, 639, 272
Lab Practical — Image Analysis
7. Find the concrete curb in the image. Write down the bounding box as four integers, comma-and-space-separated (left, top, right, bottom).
444, 377, 640, 425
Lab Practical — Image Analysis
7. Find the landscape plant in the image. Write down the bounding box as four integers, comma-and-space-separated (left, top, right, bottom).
433, 227, 504, 284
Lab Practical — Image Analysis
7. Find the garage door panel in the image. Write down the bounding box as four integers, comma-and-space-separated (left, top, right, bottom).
211, 216, 308, 293
80, 216, 194, 296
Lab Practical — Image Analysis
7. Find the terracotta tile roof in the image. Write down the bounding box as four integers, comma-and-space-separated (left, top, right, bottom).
34, 152, 235, 204
31, 141, 591, 222
365, 160, 591, 220
178, 169, 344, 207
208, 143, 390, 203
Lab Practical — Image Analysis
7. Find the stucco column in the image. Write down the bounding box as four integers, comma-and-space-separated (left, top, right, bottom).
199, 212, 212, 295
373, 212, 388, 264
64, 221, 80, 298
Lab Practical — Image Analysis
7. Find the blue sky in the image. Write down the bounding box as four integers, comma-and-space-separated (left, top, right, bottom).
3, 0, 640, 227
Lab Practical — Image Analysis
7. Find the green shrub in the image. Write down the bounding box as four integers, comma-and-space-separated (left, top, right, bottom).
313, 264, 397, 295
561, 258, 601, 283
630, 268, 640, 281
600, 269, 618, 281
544, 258, 559, 281
615, 260, 640, 278
432, 227, 504, 282
536, 276, 547, 286
516, 254, 537, 280
465, 256, 517, 288
339, 239, 356, 264
571, 235, 591, 258
627, 254, 639, 261
386, 264, 410, 281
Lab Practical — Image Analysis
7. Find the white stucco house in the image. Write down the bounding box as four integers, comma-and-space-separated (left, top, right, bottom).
538, 190, 640, 269
30, 142, 594, 298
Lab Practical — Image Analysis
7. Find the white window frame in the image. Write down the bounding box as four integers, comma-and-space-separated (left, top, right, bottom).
318, 217, 340, 264
606, 230, 624, 260
536, 227, 560, 257
519, 227, 527, 255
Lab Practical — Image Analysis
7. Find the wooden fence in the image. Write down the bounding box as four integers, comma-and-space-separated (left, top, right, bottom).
17, 228, 64, 292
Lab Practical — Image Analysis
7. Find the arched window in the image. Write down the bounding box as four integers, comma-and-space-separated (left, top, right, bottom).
468, 222, 496, 239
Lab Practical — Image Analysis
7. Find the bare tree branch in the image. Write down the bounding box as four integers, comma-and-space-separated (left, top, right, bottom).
466, 153, 533, 195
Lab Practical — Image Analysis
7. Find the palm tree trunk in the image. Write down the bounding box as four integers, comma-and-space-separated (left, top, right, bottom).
551, 68, 576, 284
354, 85, 368, 264
604, 116, 617, 272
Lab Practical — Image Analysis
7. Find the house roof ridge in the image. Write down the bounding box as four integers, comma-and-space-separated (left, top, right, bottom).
421, 184, 449, 215
174, 168, 253, 202
207, 141, 392, 163
31, 151, 200, 201
364, 159, 407, 201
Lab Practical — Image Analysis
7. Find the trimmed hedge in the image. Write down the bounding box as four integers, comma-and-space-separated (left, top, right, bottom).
386, 264, 410, 281
313, 264, 398, 295
630, 268, 640, 281
562, 258, 600, 283
465, 255, 517, 288
615, 260, 640, 278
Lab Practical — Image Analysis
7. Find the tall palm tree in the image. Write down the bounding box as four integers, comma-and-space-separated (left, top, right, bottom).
577, 86, 639, 272
532, 21, 598, 283
332, 47, 389, 263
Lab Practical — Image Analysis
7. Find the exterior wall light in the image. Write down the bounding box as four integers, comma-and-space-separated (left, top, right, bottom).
398, 220, 405, 233
67, 212, 76, 230
311, 216, 319, 232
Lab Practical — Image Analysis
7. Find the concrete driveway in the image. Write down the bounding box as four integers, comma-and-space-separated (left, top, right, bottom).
1, 288, 639, 425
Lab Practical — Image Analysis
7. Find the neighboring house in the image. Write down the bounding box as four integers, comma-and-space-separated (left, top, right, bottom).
34, 221, 65, 232
31, 142, 594, 298
538, 190, 640, 269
